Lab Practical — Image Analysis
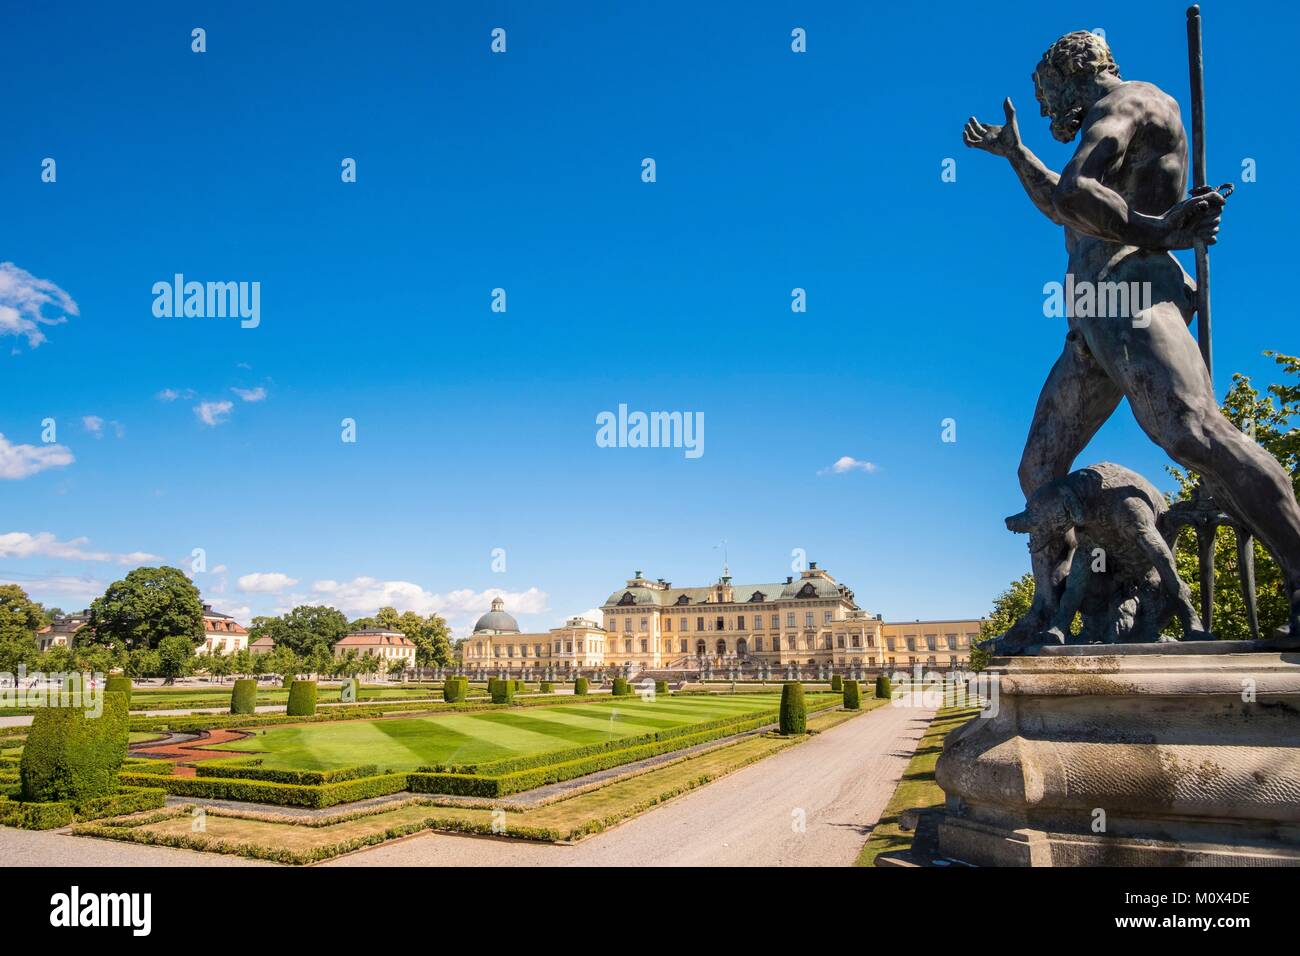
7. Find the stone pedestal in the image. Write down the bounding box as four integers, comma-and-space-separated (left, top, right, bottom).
936, 647, 1300, 866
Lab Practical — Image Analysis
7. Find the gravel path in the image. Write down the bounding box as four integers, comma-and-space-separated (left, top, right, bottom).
326, 693, 936, 867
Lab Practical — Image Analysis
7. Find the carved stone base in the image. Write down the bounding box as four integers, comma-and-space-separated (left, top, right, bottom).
935, 651, 1300, 866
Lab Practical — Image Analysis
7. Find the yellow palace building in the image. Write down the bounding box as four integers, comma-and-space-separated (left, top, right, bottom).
462, 565, 982, 675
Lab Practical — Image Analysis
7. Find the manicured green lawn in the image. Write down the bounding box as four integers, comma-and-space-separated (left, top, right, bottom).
209, 693, 835, 772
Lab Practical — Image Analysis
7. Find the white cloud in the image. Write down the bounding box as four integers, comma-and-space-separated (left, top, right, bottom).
819, 456, 879, 476
82, 416, 104, 436
309, 578, 548, 627
231, 386, 266, 402
0, 531, 160, 564
204, 596, 251, 619
569, 607, 604, 626
0, 262, 79, 349
0, 433, 74, 479
194, 401, 233, 426
238, 571, 299, 593
0, 574, 105, 605
156, 388, 195, 402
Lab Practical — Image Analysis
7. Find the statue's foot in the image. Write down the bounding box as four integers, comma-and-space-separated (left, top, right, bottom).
980, 613, 1057, 656
1270, 593, 1300, 648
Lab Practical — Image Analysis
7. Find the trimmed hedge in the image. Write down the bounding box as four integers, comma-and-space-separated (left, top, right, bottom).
491, 680, 515, 704
654, 680, 669, 696
122, 758, 175, 776
512, 680, 526, 692
830, 674, 843, 693
875, 674, 892, 700
573, 677, 589, 696
119, 770, 409, 809
539, 681, 554, 694
442, 676, 469, 703
195, 761, 378, 785
0, 785, 165, 831
105, 677, 132, 703
611, 678, 630, 697
779, 682, 806, 735
286, 680, 317, 717
843, 680, 861, 710
20, 691, 130, 802
230, 679, 258, 715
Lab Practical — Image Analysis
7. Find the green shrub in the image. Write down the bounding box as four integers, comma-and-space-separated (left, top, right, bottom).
875, 674, 892, 700
195, 761, 378, 785
20, 691, 129, 802
512, 679, 526, 692
105, 677, 132, 703
119, 770, 408, 809
286, 680, 317, 716
540, 681, 554, 694
491, 680, 515, 704
830, 674, 843, 692
778, 682, 806, 735
0, 798, 73, 829
843, 680, 861, 710
230, 679, 258, 715
573, 677, 589, 696
654, 680, 669, 696
442, 676, 468, 703
611, 678, 630, 697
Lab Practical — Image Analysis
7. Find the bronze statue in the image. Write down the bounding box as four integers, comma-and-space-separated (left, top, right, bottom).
963, 30, 1300, 652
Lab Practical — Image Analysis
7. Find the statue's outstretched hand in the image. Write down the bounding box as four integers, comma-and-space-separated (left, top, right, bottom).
1160, 188, 1226, 249
963, 98, 1022, 157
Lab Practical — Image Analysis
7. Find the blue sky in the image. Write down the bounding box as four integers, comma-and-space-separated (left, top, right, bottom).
2, 1, 1295, 635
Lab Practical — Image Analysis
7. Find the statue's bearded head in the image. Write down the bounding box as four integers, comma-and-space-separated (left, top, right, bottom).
1033, 31, 1121, 143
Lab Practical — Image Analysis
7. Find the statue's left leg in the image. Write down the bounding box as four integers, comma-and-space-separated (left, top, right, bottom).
1087, 303, 1300, 639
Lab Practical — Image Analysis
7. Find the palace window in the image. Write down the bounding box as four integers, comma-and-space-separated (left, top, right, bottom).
680, 639, 687, 653
755, 637, 763, 652
640, 639, 648, 652
786, 613, 795, 628
715, 617, 724, 631
624, 639, 632, 653
946, 635, 957, 650
926, 635, 937, 651
623, 618, 632, 633
851, 635, 861, 648
771, 614, 779, 629
823, 611, 832, 624
754, 616, 763, 629
737, 615, 745, 630
805, 612, 814, 627
906, 637, 916, 652
680, 617, 688, 631
886, 637, 895, 651
665, 619, 672, 632
640, 617, 648, 631
837, 635, 845, 648
697, 617, 705, 632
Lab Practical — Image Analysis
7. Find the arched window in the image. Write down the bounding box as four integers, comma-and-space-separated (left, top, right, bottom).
695, 639, 706, 656
715, 639, 727, 657
736, 638, 748, 657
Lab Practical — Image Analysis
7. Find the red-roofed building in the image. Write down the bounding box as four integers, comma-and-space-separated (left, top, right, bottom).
199, 604, 250, 656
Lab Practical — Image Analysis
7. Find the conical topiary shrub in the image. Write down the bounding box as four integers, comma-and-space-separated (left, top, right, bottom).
230, 678, 257, 715
875, 673, 892, 700
779, 681, 806, 735
611, 677, 630, 697
286, 679, 317, 716
540, 681, 554, 694
830, 674, 843, 693
843, 679, 862, 710
573, 677, 589, 696
654, 680, 669, 696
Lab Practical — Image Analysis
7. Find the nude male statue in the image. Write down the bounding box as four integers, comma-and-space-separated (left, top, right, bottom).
963, 31, 1300, 652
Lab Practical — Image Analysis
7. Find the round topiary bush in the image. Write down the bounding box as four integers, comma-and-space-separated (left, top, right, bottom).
875, 674, 892, 700
779, 681, 807, 735
611, 677, 630, 697
574, 677, 589, 696
286, 680, 317, 716
491, 680, 515, 704
830, 674, 843, 693
843, 679, 862, 710
230, 679, 258, 715
104, 676, 132, 703
540, 681, 554, 694
654, 680, 669, 696
20, 690, 130, 803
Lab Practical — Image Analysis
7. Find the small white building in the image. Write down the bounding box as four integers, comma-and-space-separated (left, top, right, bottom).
333, 628, 417, 672
198, 604, 250, 656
